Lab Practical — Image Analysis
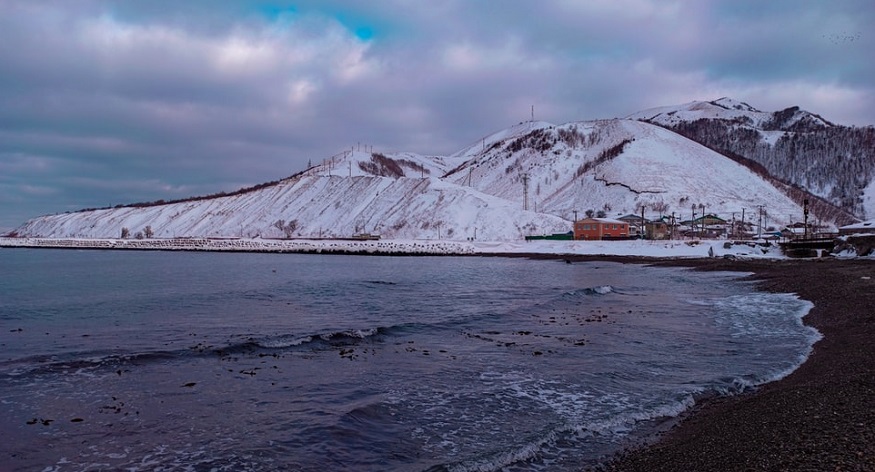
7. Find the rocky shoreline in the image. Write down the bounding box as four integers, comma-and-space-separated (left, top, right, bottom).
586, 257, 875, 471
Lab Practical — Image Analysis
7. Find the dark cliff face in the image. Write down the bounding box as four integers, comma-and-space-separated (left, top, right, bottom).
649, 114, 874, 220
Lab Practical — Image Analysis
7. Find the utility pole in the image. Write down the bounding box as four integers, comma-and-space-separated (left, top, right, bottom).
731, 212, 736, 238
523, 174, 530, 211
757, 205, 764, 239
741, 208, 745, 238
640, 204, 646, 239
691, 206, 696, 238
531, 105, 534, 122
803, 199, 810, 239
572, 210, 579, 239
700, 204, 706, 236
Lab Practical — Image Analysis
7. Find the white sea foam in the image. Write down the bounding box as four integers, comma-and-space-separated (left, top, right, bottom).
591, 285, 614, 295
256, 336, 312, 348
318, 327, 379, 341
695, 292, 821, 390
565, 285, 616, 297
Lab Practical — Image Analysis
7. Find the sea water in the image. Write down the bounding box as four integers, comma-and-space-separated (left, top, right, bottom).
0, 249, 819, 471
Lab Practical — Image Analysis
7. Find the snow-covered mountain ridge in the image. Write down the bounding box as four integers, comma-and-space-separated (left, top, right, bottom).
9, 99, 862, 241
629, 98, 873, 220
627, 97, 834, 130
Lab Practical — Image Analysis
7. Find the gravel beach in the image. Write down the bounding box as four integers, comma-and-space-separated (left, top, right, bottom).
588, 257, 875, 471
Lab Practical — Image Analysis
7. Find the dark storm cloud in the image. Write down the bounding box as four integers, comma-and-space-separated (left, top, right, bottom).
1, 0, 873, 231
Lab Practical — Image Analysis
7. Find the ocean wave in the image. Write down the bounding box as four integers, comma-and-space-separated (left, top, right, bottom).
440, 393, 698, 472
565, 285, 617, 297
1, 349, 182, 379
221, 326, 392, 354
2, 327, 394, 379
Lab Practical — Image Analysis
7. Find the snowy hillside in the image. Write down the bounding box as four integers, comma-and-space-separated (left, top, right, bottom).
442, 118, 807, 224
629, 98, 870, 222
12, 174, 570, 241
12, 100, 851, 241
627, 97, 833, 130
628, 98, 771, 127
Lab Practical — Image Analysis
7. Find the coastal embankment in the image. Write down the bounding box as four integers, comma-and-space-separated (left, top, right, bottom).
0, 236, 784, 259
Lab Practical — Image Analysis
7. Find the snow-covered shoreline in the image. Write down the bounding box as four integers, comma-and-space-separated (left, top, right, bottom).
0, 237, 786, 259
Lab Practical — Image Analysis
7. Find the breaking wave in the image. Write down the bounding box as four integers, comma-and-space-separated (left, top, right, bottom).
564, 285, 617, 297
2, 326, 398, 380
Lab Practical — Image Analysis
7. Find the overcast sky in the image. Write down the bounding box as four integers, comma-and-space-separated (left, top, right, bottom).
1, 0, 872, 232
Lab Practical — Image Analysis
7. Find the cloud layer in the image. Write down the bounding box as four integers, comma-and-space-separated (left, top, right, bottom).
1, 0, 873, 230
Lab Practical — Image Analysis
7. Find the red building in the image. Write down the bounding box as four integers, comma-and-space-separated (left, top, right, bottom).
573, 218, 629, 240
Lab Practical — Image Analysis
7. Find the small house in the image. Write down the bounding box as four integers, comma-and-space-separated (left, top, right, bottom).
617, 214, 647, 237
645, 220, 670, 239
679, 213, 728, 238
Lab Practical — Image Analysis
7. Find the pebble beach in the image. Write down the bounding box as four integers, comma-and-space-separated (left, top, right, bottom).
597, 257, 875, 471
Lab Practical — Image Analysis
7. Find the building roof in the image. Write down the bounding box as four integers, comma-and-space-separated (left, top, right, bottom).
839, 220, 875, 231
617, 214, 650, 223
579, 217, 626, 225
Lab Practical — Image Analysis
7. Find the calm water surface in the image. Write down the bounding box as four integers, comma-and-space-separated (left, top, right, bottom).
0, 249, 818, 471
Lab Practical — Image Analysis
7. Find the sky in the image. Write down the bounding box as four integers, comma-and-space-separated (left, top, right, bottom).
1, 0, 873, 232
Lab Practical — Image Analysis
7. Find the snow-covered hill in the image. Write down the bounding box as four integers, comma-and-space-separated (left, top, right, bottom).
440, 118, 808, 225
628, 98, 870, 222
627, 97, 833, 131
628, 98, 771, 127
12, 100, 852, 241
12, 174, 572, 241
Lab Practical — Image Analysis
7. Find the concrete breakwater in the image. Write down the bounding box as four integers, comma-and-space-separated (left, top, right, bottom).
0, 237, 479, 255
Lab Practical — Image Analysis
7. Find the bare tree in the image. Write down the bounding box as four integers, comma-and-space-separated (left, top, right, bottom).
652, 200, 669, 216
